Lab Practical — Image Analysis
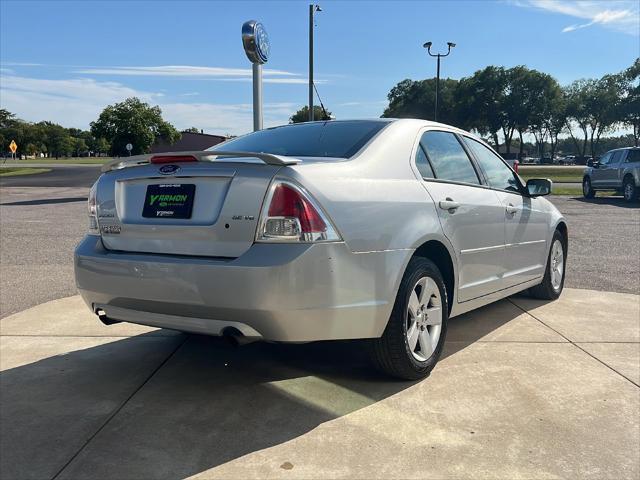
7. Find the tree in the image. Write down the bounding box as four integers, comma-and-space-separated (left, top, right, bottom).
619, 58, 640, 146
289, 105, 332, 123
566, 76, 622, 158
545, 88, 568, 160
565, 79, 591, 158
90, 97, 180, 156
183, 127, 201, 133
74, 137, 88, 157
455, 66, 509, 148
382, 78, 459, 125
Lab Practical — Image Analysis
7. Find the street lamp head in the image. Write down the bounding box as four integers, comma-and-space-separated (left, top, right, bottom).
423, 41, 432, 49
315, 4, 322, 12
447, 42, 456, 48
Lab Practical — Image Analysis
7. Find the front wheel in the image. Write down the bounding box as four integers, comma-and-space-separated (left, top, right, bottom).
583, 177, 595, 199
370, 257, 448, 380
623, 176, 637, 203
529, 230, 566, 300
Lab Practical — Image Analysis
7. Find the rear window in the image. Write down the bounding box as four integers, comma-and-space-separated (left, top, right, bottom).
209, 120, 388, 159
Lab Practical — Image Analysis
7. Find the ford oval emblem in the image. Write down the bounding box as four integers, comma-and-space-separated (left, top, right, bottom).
158, 164, 181, 175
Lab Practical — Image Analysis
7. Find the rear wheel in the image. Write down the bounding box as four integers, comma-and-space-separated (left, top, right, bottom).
529, 230, 566, 300
582, 177, 595, 199
370, 258, 448, 380
623, 176, 637, 203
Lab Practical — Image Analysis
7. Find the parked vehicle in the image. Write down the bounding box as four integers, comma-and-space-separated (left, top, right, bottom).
75, 119, 568, 380
583, 147, 640, 202
505, 158, 519, 173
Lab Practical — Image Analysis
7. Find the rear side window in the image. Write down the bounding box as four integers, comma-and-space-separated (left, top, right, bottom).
463, 137, 520, 192
210, 120, 387, 159
415, 144, 435, 178
420, 131, 480, 185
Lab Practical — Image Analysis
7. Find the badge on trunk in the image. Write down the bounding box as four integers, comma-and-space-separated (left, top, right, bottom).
158, 165, 181, 175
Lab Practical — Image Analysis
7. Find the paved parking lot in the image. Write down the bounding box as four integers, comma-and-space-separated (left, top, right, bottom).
1, 188, 638, 319
0, 186, 639, 479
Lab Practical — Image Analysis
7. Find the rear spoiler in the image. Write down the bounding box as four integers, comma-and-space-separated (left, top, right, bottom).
101, 150, 301, 173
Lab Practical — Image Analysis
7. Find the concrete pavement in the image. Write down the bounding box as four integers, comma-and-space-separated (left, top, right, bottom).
1, 289, 638, 479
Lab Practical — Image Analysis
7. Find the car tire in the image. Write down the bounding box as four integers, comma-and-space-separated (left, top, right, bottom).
370, 257, 448, 380
582, 177, 595, 199
623, 176, 637, 203
529, 230, 566, 300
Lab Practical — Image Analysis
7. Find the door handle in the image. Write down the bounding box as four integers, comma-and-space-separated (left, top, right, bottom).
505, 203, 518, 215
439, 198, 460, 212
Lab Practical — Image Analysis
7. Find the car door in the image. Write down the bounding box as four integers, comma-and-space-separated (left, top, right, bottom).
592, 151, 622, 187
463, 136, 548, 287
601, 150, 624, 187
416, 130, 506, 302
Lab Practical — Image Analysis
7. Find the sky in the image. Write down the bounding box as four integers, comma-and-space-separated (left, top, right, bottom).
1, 0, 638, 136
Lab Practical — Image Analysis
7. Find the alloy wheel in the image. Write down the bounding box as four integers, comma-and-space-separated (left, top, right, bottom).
550, 239, 564, 292
406, 276, 442, 361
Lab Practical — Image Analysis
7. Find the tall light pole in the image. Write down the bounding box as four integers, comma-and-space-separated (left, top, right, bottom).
309, 4, 322, 121
423, 41, 455, 122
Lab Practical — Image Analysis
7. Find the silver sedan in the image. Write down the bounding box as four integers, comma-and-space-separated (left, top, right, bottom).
75, 119, 567, 379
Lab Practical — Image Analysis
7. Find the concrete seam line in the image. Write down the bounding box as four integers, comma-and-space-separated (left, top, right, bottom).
49, 334, 189, 480
507, 299, 640, 389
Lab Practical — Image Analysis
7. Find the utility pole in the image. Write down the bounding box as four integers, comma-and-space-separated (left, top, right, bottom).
309, 4, 321, 121
423, 42, 456, 122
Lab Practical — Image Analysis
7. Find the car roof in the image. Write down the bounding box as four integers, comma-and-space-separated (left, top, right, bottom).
608, 146, 640, 152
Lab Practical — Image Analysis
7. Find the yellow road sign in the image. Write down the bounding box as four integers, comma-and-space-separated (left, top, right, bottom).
9, 140, 17, 154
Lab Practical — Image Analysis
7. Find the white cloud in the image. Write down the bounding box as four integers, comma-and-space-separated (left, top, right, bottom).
513, 0, 639, 35
216, 77, 324, 85
337, 100, 387, 107
73, 65, 298, 78
0, 74, 295, 135
160, 102, 297, 135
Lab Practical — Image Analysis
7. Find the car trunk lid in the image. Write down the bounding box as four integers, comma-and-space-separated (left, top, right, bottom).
95, 161, 282, 258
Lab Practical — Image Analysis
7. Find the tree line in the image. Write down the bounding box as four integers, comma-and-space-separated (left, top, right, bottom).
382, 59, 639, 158
0, 98, 180, 158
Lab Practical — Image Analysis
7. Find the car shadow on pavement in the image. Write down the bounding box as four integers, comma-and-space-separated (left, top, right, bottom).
0, 298, 539, 480
572, 196, 639, 208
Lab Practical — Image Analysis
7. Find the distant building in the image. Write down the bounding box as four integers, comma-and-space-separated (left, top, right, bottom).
151, 130, 227, 153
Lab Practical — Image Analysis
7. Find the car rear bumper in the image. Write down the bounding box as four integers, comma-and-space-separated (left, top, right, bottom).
74, 235, 409, 342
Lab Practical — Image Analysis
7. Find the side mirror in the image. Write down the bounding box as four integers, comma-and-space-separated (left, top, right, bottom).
526, 178, 552, 197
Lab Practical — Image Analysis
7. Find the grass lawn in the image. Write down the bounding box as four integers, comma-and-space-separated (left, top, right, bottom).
2, 157, 112, 165
0, 167, 52, 177
551, 186, 614, 196
519, 166, 585, 183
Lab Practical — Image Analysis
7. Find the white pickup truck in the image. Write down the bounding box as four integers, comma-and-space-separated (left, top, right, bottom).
583, 147, 640, 203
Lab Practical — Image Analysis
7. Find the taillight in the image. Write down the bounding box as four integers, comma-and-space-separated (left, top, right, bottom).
88, 181, 98, 233
150, 155, 197, 164
513, 160, 519, 173
257, 180, 341, 243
